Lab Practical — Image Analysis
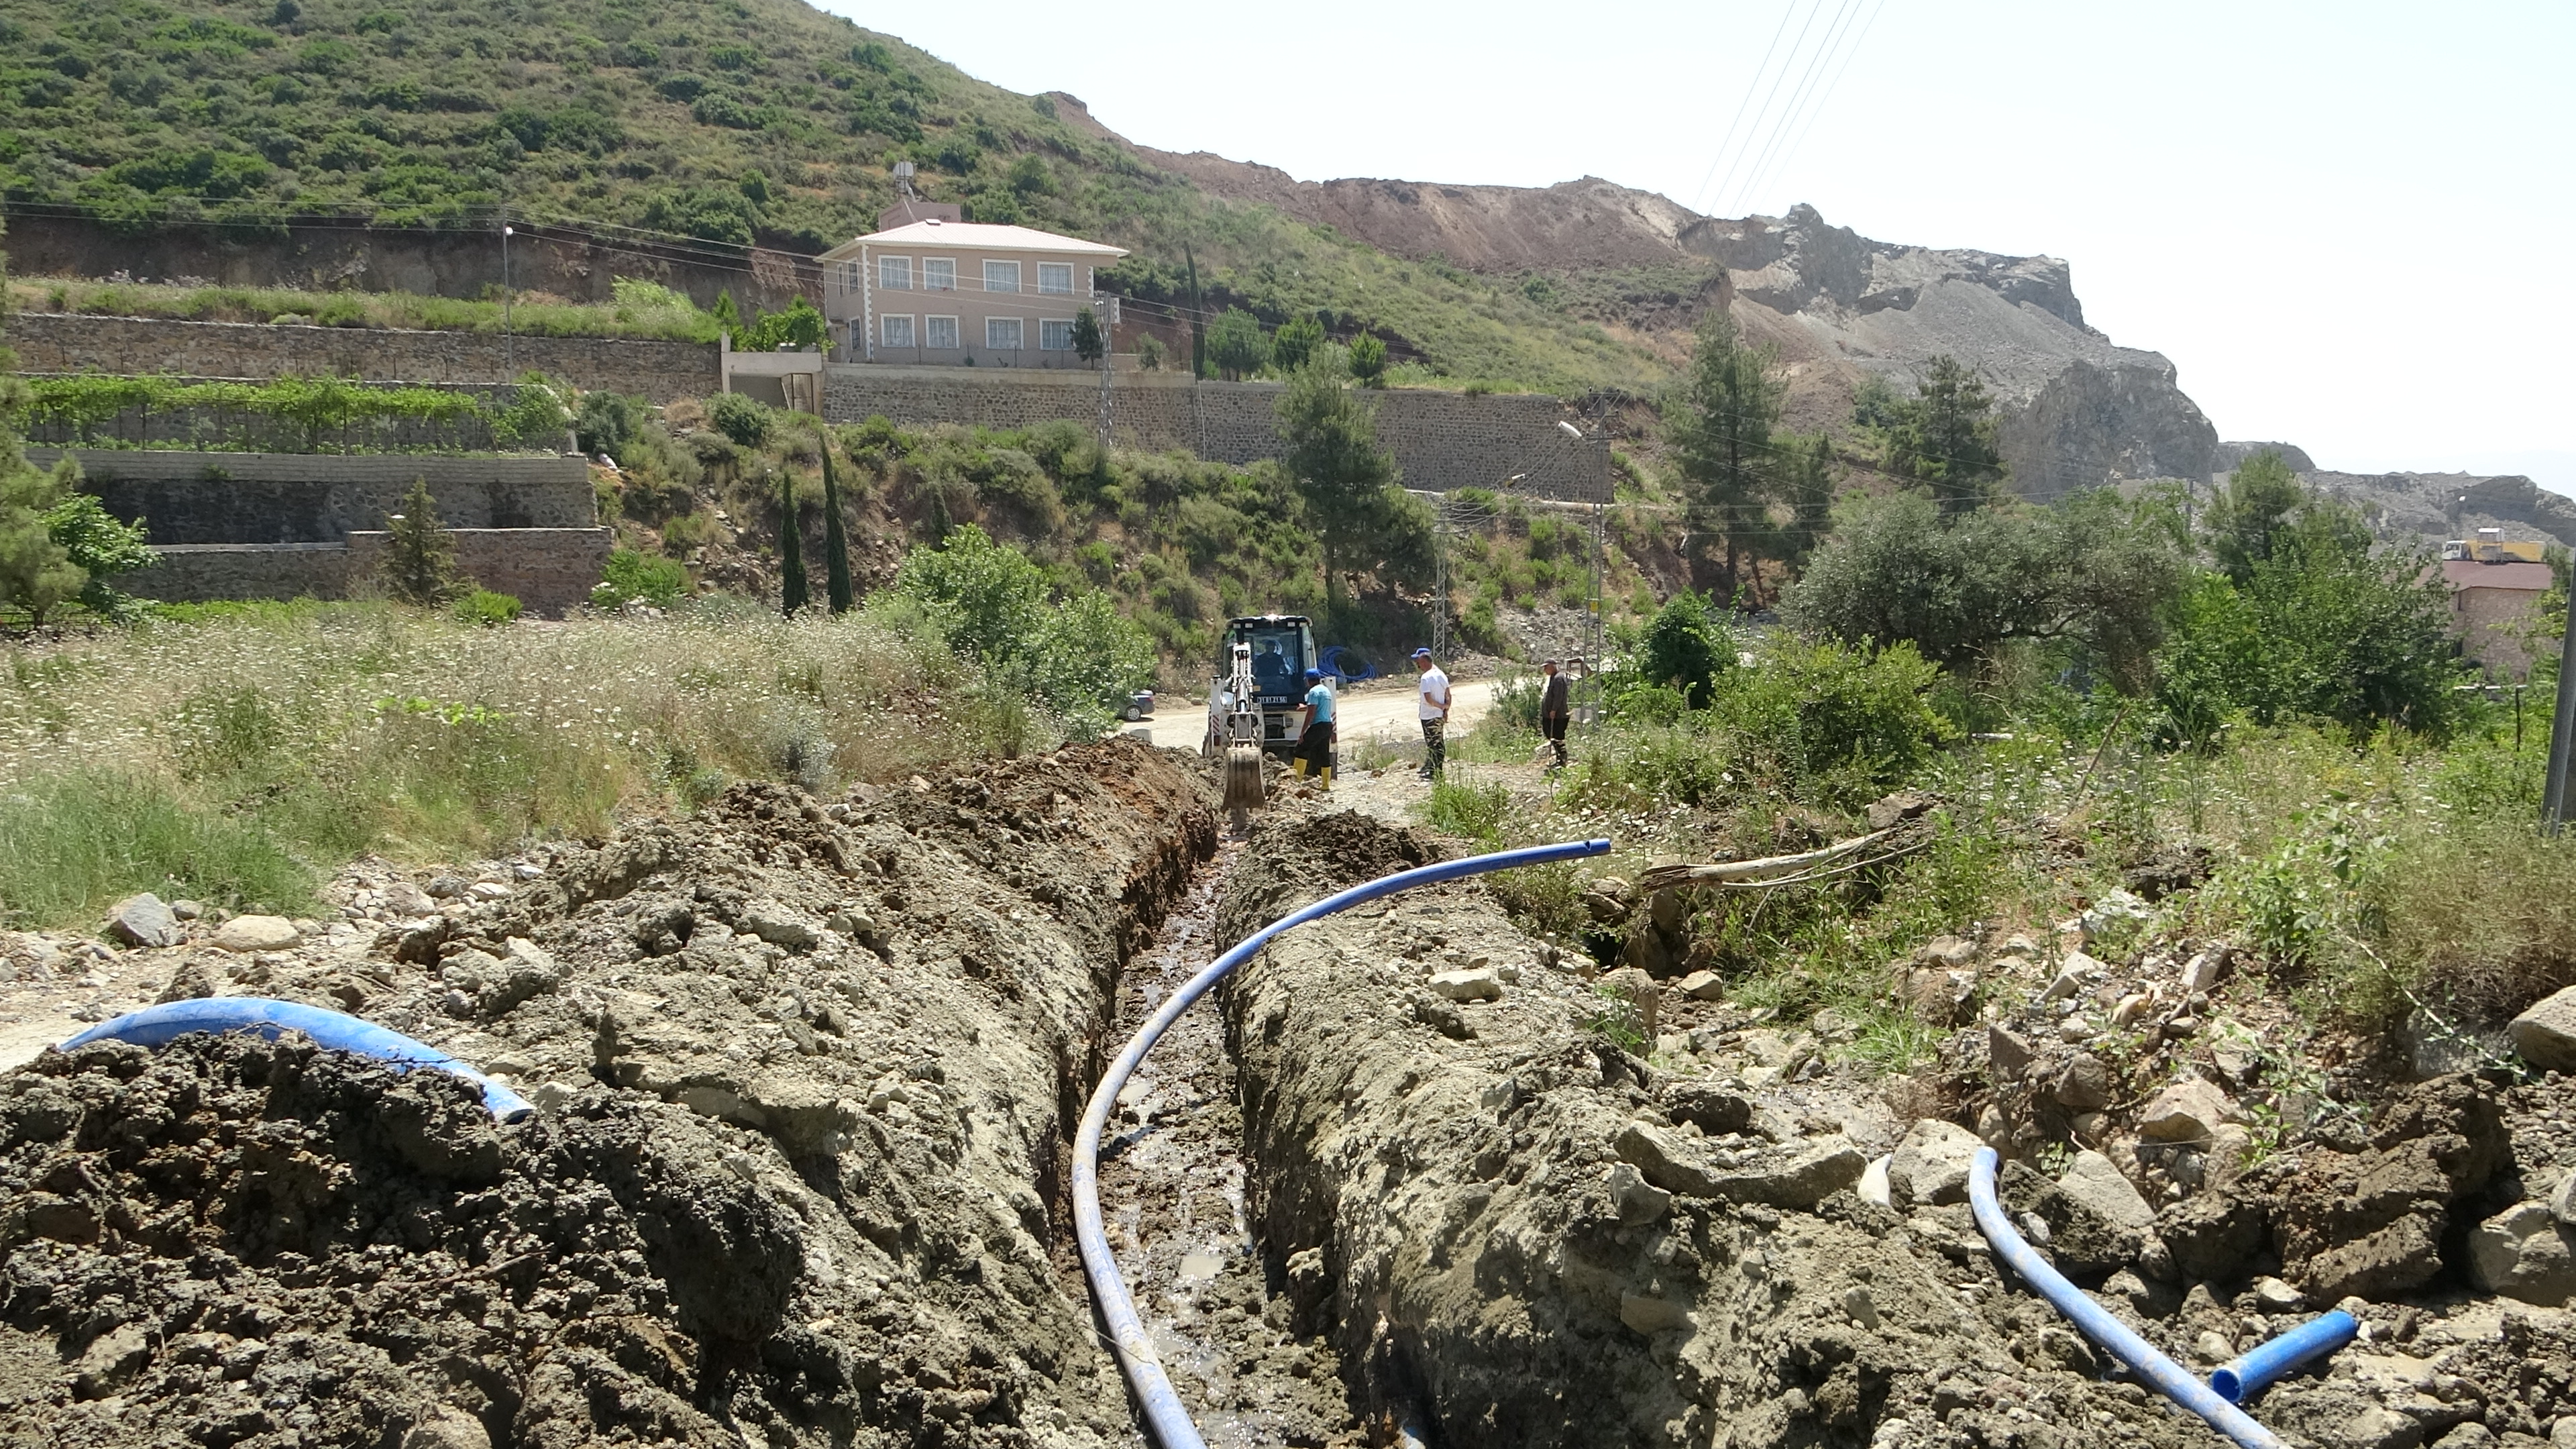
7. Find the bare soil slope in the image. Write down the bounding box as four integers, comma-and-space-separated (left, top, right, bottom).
0, 740, 1216, 1448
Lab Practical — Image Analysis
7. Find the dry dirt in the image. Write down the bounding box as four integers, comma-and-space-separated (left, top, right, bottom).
9, 744, 2576, 1449
1205, 804, 2576, 1449
0, 737, 1216, 1448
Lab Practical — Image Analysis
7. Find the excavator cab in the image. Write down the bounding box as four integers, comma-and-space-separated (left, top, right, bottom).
1216, 614, 1317, 752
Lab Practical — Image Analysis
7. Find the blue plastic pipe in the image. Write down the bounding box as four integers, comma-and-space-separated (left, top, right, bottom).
1073, 837, 1613, 1449
1968, 1148, 2287, 1449
2212, 1312, 2359, 1404
59, 997, 536, 1122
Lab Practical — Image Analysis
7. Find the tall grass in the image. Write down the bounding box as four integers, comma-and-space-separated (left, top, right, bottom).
0, 600, 1004, 928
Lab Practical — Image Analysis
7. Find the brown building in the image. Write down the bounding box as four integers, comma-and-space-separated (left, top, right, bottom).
818, 218, 1126, 369
2441, 556, 2553, 676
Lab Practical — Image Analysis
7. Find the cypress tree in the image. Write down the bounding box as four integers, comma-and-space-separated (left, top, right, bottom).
778, 470, 808, 615
820, 423, 854, 614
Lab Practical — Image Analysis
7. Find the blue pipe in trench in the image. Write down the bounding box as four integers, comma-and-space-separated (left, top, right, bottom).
59, 997, 536, 1122
1968, 1147, 2287, 1449
2212, 1312, 2359, 1404
1073, 837, 1613, 1449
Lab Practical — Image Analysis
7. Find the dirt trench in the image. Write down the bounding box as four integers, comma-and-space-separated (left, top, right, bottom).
0, 736, 1216, 1449
1208, 810, 2249, 1449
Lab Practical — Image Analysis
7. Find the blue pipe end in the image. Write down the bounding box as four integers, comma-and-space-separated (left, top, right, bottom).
2210, 1311, 2359, 1404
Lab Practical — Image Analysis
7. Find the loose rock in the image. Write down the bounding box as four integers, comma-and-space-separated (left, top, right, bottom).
105, 892, 182, 949
212, 914, 301, 953
2512, 985, 2576, 1071
2139, 1077, 2231, 1142
1889, 1117, 1983, 1207
2057, 1149, 2157, 1230
1429, 967, 1503, 1002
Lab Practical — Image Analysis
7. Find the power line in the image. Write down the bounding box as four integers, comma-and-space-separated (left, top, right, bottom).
1737, 0, 1891, 211
1720, 0, 1867, 219
1703, 0, 1833, 221
1686, 0, 1803, 215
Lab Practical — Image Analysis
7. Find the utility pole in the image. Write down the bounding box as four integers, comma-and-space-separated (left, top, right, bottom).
2544, 615, 2576, 833
501, 222, 516, 374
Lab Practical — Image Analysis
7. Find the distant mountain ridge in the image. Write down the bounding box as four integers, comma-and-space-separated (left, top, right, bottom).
1074, 97, 2220, 494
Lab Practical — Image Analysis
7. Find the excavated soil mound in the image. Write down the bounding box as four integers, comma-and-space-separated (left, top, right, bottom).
0, 737, 1215, 1449
1216, 810, 2233, 1449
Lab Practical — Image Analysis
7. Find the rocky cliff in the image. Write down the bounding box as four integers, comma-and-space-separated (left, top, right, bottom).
1087, 102, 2222, 497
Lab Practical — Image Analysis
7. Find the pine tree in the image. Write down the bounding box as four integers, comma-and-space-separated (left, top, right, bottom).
1665, 313, 1782, 600
819, 425, 854, 614
778, 469, 808, 616
381, 478, 466, 606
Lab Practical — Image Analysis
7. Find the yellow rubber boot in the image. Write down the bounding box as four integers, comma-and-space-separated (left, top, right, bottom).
1318, 767, 1334, 791
1291, 758, 1309, 779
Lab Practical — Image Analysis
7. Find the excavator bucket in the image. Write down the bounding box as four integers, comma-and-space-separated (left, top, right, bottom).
1222, 744, 1265, 834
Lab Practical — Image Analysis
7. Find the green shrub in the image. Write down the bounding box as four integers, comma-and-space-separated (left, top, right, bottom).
1426, 775, 1512, 841
708, 392, 774, 449
1719, 635, 1951, 807
593, 548, 689, 609
452, 589, 523, 627
1636, 590, 1732, 706
575, 390, 647, 458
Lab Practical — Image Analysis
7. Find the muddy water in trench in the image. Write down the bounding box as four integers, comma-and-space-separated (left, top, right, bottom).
1089, 839, 1360, 1448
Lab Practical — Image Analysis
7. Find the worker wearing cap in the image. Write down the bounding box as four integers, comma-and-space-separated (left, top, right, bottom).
1413, 648, 1451, 781
1290, 667, 1336, 788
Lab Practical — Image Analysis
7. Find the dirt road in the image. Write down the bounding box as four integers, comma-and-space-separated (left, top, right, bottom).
1142, 678, 1498, 752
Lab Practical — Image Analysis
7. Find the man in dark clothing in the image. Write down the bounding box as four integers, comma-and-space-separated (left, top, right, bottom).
1538, 658, 1572, 771
1291, 667, 1336, 788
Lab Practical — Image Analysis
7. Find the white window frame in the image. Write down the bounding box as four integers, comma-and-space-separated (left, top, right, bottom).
983, 260, 1020, 295
922, 258, 956, 292
1038, 318, 1075, 351
878, 256, 913, 290
986, 317, 1024, 351
1037, 263, 1073, 296
880, 314, 915, 348
925, 315, 959, 350
835, 260, 862, 293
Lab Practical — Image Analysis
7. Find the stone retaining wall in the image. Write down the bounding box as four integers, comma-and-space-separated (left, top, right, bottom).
30, 449, 596, 544
8, 313, 717, 403
126, 529, 610, 616
824, 366, 1611, 502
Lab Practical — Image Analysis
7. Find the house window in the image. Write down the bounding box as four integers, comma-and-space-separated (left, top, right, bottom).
879, 256, 913, 290
923, 258, 955, 292
986, 317, 1023, 351
881, 315, 915, 348
836, 260, 862, 292
1038, 263, 1073, 295
983, 260, 1020, 294
925, 315, 959, 350
1039, 319, 1075, 351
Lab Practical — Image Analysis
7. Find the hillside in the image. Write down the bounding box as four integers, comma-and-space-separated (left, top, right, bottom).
3, 0, 2247, 492
0, 0, 1668, 392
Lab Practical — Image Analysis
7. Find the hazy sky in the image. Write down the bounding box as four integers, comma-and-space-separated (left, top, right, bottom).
822, 1, 2575, 493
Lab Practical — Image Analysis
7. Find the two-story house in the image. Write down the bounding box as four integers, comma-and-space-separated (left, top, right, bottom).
818, 217, 1126, 368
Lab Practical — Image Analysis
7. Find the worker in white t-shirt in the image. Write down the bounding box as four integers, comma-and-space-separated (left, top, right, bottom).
1412, 647, 1450, 781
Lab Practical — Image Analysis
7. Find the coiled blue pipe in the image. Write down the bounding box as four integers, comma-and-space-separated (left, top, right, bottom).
2212, 1312, 2358, 1404
1074, 837, 1613, 1449
1968, 1148, 2286, 1449
59, 997, 536, 1122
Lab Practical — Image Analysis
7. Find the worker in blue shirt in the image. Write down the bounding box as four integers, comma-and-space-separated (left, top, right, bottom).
1290, 667, 1336, 789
